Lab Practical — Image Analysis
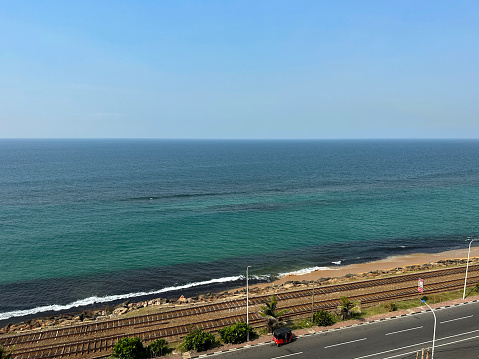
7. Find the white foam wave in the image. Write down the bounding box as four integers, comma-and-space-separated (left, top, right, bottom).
250, 274, 271, 281
0, 275, 242, 321
278, 266, 335, 277
237, 274, 272, 281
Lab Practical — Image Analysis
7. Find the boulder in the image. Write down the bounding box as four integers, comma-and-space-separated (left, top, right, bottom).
177, 295, 188, 303
113, 307, 128, 316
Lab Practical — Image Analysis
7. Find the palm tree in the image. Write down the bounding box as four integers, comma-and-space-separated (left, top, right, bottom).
0, 344, 15, 359
259, 295, 289, 332
338, 296, 360, 320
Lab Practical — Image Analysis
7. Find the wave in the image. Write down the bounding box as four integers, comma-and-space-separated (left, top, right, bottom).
0, 275, 243, 321
249, 274, 273, 281
278, 266, 336, 277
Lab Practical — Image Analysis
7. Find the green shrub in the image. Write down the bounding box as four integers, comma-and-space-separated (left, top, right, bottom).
218, 322, 253, 344
183, 327, 216, 352
313, 310, 334, 327
147, 338, 168, 357
1, 344, 15, 359
112, 337, 147, 359
388, 302, 398, 312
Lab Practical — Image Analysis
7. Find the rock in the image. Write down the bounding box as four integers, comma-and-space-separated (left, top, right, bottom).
177, 295, 188, 303
113, 307, 128, 316
0, 323, 12, 334
116, 300, 130, 308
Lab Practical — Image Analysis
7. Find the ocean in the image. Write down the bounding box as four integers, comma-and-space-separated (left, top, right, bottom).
1, 139, 479, 323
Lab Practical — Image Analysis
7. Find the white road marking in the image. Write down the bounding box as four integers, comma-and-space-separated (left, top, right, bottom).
353, 340, 430, 359
324, 338, 367, 349
438, 328, 479, 340
353, 329, 479, 359
440, 315, 473, 324
385, 326, 423, 336
270, 352, 303, 359
380, 334, 479, 359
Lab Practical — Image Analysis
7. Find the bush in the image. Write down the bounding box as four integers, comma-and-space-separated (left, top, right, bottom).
388, 302, 398, 312
313, 310, 334, 327
1, 344, 15, 359
112, 337, 147, 359
218, 322, 253, 344
147, 339, 168, 357
183, 327, 216, 352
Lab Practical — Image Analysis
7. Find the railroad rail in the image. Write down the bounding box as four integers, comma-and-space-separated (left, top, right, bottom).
2, 264, 478, 359
4, 264, 476, 347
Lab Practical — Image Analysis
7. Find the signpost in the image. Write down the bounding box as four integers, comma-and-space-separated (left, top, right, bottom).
418, 278, 424, 293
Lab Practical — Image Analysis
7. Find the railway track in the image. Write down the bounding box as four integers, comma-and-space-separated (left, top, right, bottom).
2, 264, 478, 359
4, 264, 475, 347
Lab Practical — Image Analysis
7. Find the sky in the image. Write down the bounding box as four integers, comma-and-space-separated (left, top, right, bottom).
0, 1, 478, 139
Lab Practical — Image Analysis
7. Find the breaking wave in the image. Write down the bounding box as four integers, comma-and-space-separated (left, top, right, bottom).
0, 275, 242, 321
277, 266, 336, 277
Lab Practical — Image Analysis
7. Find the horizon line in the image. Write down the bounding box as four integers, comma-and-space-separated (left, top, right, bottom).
1, 137, 479, 141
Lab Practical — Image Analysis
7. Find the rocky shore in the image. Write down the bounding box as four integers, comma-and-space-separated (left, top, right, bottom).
2, 257, 476, 336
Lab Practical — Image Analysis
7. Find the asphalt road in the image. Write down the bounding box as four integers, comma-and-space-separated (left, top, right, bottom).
216, 301, 479, 359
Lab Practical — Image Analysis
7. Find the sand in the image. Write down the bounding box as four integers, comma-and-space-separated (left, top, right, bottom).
253, 246, 479, 289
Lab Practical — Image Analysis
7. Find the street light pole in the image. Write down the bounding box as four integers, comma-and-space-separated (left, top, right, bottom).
311, 281, 315, 323
421, 300, 436, 359
463, 238, 475, 300
246, 266, 251, 342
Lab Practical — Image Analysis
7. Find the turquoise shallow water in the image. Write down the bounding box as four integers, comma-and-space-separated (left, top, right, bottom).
1, 139, 478, 321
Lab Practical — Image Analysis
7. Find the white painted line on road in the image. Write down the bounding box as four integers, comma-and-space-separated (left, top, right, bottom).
440, 314, 473, 324
353, 329, 479, 359
385, 326, 423, 336
379, 334, 479, 359
353, 340, 429, 359
270, 352, 303, 359
324, 338, 367, 349
438, 328, 479, 341
435, 333, 479, 348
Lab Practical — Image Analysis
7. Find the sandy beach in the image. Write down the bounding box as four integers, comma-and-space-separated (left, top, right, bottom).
245, 246, 479, 291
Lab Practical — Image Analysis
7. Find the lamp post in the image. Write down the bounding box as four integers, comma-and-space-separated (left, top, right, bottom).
463, 238, 476, 300
311, 281, 315, 323
422, 299, 436, 359
246, 265, 251, 342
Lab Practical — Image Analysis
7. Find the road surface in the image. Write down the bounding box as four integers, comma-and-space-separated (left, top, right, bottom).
216, 301, 479, 359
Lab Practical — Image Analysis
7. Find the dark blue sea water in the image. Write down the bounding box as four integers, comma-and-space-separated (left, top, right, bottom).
1, 139, 479, 322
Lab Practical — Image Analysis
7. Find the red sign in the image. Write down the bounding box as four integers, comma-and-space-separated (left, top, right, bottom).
418, 278, 424, 293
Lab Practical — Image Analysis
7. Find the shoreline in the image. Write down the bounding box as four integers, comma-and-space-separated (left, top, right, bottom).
2, 246, 479, 332
244, 246, 479, 291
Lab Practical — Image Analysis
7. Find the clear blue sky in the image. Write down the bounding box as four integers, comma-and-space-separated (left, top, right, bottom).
1, 1, 478, 139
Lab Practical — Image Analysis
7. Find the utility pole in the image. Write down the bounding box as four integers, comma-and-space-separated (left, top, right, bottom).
463, 238, 475, 299
246, 265, 251, 342
311, 281, 315, 323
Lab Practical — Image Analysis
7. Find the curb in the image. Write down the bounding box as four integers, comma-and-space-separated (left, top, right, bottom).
185, 299, 479, 358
